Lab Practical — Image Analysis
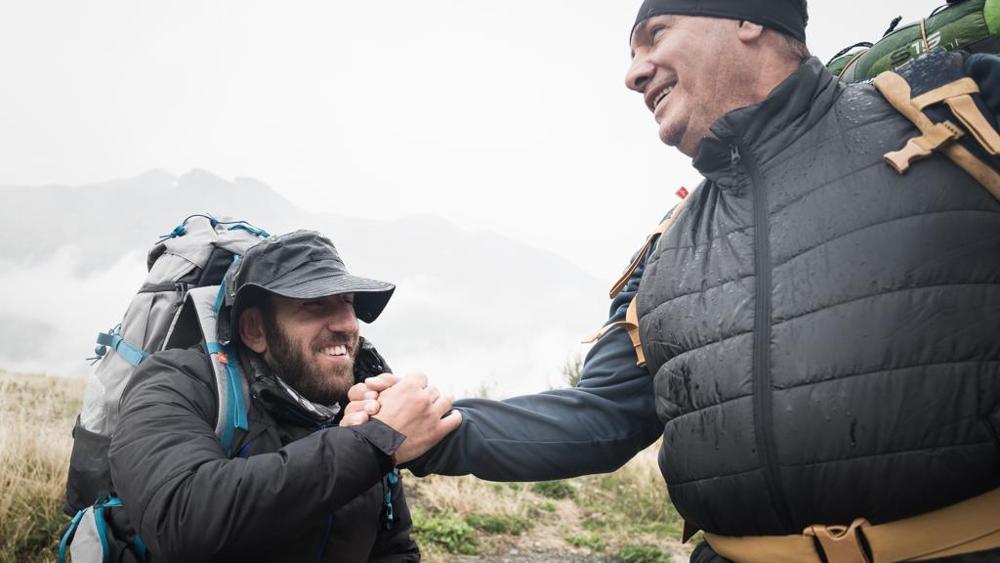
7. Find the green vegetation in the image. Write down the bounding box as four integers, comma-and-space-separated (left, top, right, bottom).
3, 371, 689, 563
531, 480, 576, 499
1, 372, 84, 563
412, 510, 479, 555
535, 501, 557, 512
577, 466, 683, 540
464, 513, 533, 535
562, 353, 583, 388
565, 532, 606, 552
617, 543, 671, 563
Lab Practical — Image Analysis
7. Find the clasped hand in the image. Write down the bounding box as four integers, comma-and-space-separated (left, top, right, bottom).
342, 373, 462, 464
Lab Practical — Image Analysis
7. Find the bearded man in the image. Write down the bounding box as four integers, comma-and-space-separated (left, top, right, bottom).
347, 1, 1000, 561
108, 230, 461, 562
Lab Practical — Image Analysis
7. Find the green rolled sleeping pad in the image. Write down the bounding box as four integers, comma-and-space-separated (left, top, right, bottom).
827, 0, 1000, 83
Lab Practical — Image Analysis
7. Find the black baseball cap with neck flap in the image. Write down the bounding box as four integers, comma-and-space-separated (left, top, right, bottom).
219, 230, 395, 344
632, 0, 808, 43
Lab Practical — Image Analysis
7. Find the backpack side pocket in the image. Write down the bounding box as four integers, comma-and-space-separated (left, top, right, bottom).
64, 416, 111, 516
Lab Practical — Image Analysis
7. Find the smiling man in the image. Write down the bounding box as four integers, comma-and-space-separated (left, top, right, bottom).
627, 1, 808, 156
347, 0, 1000, 561
107, 231, 460, 562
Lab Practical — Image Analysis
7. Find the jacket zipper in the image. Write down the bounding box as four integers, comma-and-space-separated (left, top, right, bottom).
315, 514, 334, 562
734, 144, 794, 531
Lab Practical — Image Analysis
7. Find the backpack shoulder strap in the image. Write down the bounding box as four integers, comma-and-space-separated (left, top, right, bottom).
583, 191, 695, 368
874, 48, 1000, 200
185, 285, 250, 455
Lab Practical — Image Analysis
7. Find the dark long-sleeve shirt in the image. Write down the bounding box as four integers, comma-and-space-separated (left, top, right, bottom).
407, 244, 663, 481
407, 53, 1000, 486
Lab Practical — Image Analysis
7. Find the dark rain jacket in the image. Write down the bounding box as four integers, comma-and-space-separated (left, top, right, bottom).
108, 348, 419, 563
409, 56, 1000, 553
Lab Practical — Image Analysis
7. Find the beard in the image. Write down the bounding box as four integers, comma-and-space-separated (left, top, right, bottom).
263, 324, 358, 406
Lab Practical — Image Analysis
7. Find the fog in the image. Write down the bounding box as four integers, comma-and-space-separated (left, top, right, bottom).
0, 0, 959, 396
0, 172, 606, 397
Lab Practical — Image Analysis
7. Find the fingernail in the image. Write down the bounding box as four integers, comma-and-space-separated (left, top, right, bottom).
364, 391, 377, 400
365, 402, 377, 413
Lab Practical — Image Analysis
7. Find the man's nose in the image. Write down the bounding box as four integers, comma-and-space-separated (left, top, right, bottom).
625, 55, 654, 93
327, 306, 359, 334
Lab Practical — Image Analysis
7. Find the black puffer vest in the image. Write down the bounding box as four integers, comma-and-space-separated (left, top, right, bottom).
637, 57, 1000, 537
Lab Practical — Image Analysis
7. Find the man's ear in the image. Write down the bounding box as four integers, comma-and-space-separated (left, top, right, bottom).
735, 20, 765, 43
239, 308, 268, 354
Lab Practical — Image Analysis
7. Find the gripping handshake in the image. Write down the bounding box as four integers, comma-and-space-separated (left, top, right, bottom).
342, 374, 462, 465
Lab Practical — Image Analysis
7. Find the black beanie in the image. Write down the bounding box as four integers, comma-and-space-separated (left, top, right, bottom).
632, 0, 808, 43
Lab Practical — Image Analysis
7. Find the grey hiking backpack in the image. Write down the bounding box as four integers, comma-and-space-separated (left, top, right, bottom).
60, 214, 271, 563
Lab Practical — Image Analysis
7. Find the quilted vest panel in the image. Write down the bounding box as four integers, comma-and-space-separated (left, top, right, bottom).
637, 58, 1000, 536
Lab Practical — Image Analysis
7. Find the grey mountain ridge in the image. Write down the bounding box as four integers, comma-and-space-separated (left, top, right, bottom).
0, 170, 605, 394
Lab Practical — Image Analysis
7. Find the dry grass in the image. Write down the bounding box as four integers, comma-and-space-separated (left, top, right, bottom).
1, 371, 690, 562
0, 370, 84, 563
406, 449, 690, 562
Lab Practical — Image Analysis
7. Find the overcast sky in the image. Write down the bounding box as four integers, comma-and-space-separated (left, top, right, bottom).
0, 0, 945, 282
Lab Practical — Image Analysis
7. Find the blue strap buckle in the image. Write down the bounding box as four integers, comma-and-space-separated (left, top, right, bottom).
384, 468, 401, 529
58, 497, 126, 563
92, 326, 148, 367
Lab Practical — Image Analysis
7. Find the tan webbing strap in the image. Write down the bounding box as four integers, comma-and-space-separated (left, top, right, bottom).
837, 48, 869, 80
580, 300, 647, 366
623, 297, 645, 367
874, 71, 1000, 199
946, 95, 1000, 155
866, 487, 1000, 562
608, 195, 693, 299
704, 531, 821, 563
919, 18, 930, 52
941, 139, 1000, 200
581, 320, 631, 345
587, 193, 695, 367
909, 78, 1000, 155
910, 77, 980, 109
608, 222, 670, 299
875, 72, 964, 173
805, 519, 871, 563
874, 72, 939, 126
704, 487, 1000, 563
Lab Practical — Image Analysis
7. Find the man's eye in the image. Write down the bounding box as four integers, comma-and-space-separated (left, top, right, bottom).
650, 26, 665, 41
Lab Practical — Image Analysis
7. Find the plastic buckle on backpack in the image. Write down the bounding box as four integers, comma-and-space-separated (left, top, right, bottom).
884, 121, 963, 173
804, 518, 871, 563
384, 468, 400, 529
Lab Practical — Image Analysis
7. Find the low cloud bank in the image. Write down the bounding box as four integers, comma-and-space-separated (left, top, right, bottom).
0, 251, 595, 397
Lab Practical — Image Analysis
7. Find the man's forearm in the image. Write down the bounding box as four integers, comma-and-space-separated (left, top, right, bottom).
406, 328, 662, 481
404, 242, 663, 481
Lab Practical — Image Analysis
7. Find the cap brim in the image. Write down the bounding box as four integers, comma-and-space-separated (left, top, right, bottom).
245, 273, 395, 323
